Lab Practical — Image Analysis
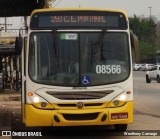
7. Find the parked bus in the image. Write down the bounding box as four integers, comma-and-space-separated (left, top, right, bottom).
16, 8, 139, 131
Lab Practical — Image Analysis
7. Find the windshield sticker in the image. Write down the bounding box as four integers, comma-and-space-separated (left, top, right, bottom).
60, 33, 78, 40
96, 65, 121, 74
81, 76, 90, 85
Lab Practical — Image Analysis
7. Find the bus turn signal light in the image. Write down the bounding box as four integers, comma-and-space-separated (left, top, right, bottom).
126, 91, 132, 94
28, 92, 33, 96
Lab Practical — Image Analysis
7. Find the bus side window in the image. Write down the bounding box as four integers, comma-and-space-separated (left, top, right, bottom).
29, 37, 35, 77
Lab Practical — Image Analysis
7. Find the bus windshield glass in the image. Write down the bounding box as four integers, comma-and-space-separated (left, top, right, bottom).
28, 31, 130, 86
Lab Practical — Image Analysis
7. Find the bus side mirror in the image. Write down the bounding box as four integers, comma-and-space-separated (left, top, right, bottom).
130, 32, 134, 47
130, 31, 140, 64
129, 23, 133, 30
15, 37, 23, 54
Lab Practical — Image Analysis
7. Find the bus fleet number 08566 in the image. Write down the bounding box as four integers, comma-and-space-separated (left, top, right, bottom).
96, 65, 121, 74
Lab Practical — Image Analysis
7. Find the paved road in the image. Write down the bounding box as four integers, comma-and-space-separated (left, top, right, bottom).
0, 71, 160, 138
133, 71, 160, 116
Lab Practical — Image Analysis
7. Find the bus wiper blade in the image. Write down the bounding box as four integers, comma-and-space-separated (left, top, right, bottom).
52, 30, 60, 70
52, 30, 58, 58
92, 30, 106, 54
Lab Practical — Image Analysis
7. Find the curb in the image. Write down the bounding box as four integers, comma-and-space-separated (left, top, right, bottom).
0, 91, 21, 101
0, 95, 21, 101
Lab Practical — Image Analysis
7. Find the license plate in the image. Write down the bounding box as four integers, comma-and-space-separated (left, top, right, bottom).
111, 112, 128, 120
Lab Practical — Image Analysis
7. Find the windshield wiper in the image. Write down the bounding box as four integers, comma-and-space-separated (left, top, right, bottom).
52, 30, 59, 59
91, 30, 106, 54
52, 30, 60, 72
91, 30, 106, 64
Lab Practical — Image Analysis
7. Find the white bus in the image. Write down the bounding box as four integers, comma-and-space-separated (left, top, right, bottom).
15, 8, 139, 131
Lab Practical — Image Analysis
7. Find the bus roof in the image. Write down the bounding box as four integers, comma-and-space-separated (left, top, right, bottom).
31, 8, 128, 19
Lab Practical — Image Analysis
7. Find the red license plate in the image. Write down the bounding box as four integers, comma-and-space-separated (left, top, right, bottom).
111, 112, 128, 120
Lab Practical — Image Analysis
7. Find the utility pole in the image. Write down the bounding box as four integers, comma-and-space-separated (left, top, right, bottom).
148, 7, 152, 20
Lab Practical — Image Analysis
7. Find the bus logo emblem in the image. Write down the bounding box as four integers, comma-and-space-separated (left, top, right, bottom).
77, 102, 83, 109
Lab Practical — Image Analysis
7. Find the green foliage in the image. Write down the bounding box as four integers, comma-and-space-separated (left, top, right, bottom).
139, 41, 156, 60
129, 15, 156, 45
155, 22, 160, 50
129, 15, 157, 61
129, 15, 141, 37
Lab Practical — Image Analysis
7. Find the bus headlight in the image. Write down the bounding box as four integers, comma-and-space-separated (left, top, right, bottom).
107, 91, 132, 108
33, 96, 40, 103
27, 92, 53, 109
119, 94, 127, 101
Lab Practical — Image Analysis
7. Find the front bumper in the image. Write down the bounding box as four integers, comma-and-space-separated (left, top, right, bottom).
24, 102, 133, 127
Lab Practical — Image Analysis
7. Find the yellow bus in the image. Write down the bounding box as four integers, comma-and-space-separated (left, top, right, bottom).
16, 8, 138, 131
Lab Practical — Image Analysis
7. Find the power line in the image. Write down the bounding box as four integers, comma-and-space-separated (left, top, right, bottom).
53, 0, 62, 7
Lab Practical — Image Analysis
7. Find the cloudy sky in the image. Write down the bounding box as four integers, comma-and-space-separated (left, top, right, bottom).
55, 0, 160, 19
1, 0, 160, 31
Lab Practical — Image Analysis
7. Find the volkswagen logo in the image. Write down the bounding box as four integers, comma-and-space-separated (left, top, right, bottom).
77, 102, 84, 109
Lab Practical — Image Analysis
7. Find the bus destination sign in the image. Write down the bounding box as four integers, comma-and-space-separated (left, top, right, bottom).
51, 16, 107, 24
39, 15, 108, 28
30, 11, 127, 29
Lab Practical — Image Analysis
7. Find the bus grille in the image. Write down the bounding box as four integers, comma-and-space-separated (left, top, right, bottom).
46, 90, 114, 100
57, 103, 103, 107
62, 113, 99, 121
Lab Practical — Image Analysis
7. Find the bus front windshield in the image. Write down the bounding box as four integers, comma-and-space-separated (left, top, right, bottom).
28, 31, 130, 87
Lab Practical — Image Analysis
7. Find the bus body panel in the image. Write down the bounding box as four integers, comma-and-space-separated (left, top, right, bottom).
25, 102, 133, 126
21, 8, 135, 129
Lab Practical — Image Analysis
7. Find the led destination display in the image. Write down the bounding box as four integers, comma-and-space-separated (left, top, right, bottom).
30, 11, 127, 29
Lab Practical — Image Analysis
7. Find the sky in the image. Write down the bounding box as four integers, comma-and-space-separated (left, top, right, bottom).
1, 0, 160, 31
55, 0, 160, 19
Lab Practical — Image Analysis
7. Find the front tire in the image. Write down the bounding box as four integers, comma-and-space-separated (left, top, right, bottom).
139, 67, 142, 71
146, 75, 151, 83
157, 76, 160, 83
114, 124, 127, 131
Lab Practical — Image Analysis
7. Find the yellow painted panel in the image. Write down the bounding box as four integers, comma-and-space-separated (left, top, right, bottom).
24, 102, 133, 127
108, 102, 133, 124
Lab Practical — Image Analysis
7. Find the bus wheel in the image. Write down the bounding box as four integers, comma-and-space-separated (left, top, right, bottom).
157, 76, 160, 83
114, 124, 127, 131
146, 75, 151, 83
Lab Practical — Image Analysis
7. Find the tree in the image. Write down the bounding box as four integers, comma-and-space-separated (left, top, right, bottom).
129, 15, 157, 61
140, 19, 156, 45
129, 15, 156, 46
139, 42, 156, 60
129, 15, 141, 38
155, 22, 160, 50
